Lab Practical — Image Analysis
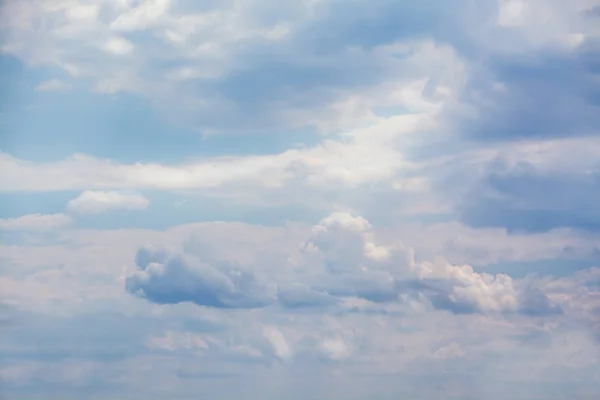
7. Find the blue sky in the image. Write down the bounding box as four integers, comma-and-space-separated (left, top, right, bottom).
1, 0, 600, 399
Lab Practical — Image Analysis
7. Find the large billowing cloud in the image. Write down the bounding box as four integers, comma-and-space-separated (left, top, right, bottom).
126, 212, 561, 316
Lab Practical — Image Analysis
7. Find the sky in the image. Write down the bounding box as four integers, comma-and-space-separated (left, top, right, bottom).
1, 0, 600, 399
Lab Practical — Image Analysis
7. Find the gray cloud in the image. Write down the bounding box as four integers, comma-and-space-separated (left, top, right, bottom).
126, 245, 276, 309
126, 214, 564, 317
458, 161, 600, 233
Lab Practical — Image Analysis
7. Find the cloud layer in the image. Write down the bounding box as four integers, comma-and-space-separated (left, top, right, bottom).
2, 0, 600, 399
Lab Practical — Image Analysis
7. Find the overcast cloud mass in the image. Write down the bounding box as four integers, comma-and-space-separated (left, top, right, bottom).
1, 1, 600, 399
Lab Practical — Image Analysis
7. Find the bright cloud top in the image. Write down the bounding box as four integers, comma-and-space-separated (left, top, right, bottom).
66, 190, 150, 214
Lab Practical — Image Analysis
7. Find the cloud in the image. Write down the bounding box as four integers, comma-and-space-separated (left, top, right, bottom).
146, 330, 209, 352
277, 283, 338, 309
456, 139, 600, 233
3, 0, 600, 397
263, 326, 293, 361
0, 112, 422, 193
3, 218, 600, 399
102, 37, 134, 55
0, 213, 72, 231
125, 212, 559, 316
66, 190, 149, 214
126, 245, 277, 308
35, 79, 71, 92
0, 0, 467, 133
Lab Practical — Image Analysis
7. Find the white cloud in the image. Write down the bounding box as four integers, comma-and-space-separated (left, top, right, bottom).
432, 342, 465, 359
36, 78, 71, 92
319, 336, 354, 361
1, 214, 599, 400
102, 36, 134, 55
497, 0, 527, 27
263, 326, 293, 361
0, 213, 72, 231
66, 191, 149, 214
0, 113, 416, 192
110, 0, 172, 32
0, 0, 468, 132
117, 212, 547, 316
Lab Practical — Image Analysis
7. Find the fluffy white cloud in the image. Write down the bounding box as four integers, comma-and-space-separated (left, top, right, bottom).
0, 213, 72, 231
263, 326, 293, 361
102, 36, 134, 55
122, 212, 554, 316
66, 190, 149, 214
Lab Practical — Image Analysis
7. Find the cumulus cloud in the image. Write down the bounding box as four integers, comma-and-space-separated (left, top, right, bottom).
0, 0, 467, 133
66, 190, 149, 214
102, 37, 134, 55
0, 213, 72, 231
126, 245, 276, 308
263, 327, 293, 361
125, 213, 559, 316
295, 213, 528, 314
3, 0, 600, 397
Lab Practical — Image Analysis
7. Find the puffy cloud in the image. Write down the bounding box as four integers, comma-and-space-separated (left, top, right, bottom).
0, 0, 467, 133
3, 218, 600, 400
126, 245, 277, 308
0, 213, 72, 231
66, 190, 149, 214
263, 326, 293, 361
102, 36, 134, 55
126, 213, 558, 316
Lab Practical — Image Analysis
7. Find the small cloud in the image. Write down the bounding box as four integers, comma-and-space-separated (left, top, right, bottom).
102, 37, 134, 55
36, 79, 71, 92
497, 0, 527, 27
0, 213, 72, 231
263, 327, 293, 361
66, 191, 149, 215
319, 337, 353, 361
432, 342, 465, 360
